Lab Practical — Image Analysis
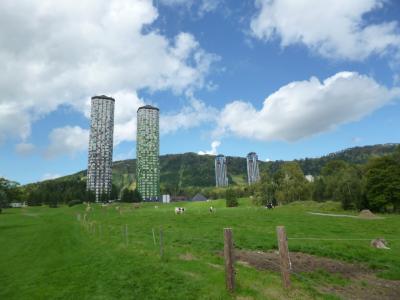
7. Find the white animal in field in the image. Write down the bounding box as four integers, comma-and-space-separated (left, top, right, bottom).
209, 206, 215, 213
175, 207, 185, 214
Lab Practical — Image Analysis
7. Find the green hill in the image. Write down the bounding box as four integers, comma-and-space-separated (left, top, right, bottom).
25, 143, 399, 193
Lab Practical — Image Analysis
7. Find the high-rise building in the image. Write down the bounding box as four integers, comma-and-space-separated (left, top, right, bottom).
247, 152, 260, 185
87, 95, 115, 201
215, 154, 228, 187
136, 105, 160, 201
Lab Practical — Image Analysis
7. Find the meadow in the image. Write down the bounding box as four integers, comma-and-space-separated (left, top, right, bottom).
0, 199, 399, 299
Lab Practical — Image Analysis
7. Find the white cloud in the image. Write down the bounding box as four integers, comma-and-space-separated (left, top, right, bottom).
46, 126, 89, 158
0, 0, 217, 143
250, 0, 400, 60
217, 72, 400, 141
0, 104, 32, 143
15, 143, 36, 156
159, 0, 222, 15
198, 140, 221, 155
109, 91, 146, 145
160, 98, 218, 135
41, 173, 62, 181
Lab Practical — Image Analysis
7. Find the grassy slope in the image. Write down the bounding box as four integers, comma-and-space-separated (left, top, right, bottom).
0, 201, 399, 299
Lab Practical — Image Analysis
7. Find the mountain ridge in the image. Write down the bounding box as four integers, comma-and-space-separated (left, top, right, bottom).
25, 143, 399, 193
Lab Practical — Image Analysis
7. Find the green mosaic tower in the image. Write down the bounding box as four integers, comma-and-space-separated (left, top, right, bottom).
136, 105, 160, 201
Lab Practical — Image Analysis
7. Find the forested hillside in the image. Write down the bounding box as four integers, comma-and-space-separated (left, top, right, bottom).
11, 143, 398, 206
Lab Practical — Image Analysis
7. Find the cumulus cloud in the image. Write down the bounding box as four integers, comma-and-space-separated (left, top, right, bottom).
46, 126, 89, 158
15, 143, 36, 156
160, 98, 218, 135
250, 0, 400, 60
0, 0, 217, 144
159, 0, 222, 15
109, 91, 146, 145
217, 72, 400, 141
0, 104, 32, 143
198, 140, 221, 155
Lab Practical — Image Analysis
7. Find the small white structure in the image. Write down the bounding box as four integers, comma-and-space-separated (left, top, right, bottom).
162, 194, 170, 204
305, 175, 314, 182
10, 202, 25, 208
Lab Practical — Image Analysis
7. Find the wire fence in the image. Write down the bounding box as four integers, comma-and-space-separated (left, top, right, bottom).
74, 208, 398, 293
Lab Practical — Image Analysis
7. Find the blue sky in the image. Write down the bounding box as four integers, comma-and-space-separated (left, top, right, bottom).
0, 0, 399, 184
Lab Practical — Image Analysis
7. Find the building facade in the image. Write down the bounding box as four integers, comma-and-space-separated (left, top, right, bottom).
246, 152, 260, 185
215, 154, 228, 187
136, 105, 160, 201
87, 95, 115, 202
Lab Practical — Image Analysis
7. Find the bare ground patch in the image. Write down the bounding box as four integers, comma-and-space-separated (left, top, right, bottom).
234, 250, 400, 300
179, 252, 197, 261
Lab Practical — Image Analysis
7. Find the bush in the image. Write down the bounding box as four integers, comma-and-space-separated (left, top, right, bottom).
68, 199, 83, 207
120, 188, 142, 203
225, 189, 238, 207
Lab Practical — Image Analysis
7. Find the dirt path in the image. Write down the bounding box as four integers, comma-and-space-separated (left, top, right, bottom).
308, 212, 359, 218
235, 250, 400, 300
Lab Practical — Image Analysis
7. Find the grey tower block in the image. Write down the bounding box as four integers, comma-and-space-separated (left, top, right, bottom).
246, 152, 260, 185
215, 154, 228, 187
87, 95, 115, 202
136, 105, 160, 201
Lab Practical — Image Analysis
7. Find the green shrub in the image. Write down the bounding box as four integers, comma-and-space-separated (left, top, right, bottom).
68, 199, 82, 207
225, 189, 238, 207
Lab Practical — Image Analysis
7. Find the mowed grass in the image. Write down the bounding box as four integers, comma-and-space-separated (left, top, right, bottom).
0, 199, 399, 299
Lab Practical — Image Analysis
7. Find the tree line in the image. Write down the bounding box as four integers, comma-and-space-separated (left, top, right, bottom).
1, 146, 399, 212
251, 147, 400, 212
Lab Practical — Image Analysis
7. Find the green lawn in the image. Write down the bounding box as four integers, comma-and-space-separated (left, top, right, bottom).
0, 200, 399, 299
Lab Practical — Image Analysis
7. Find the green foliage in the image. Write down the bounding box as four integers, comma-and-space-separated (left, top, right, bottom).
110, 184, 119, 201
252, 172, 276, 206
0, 178, 21, 212
68, 199, 82, 207
225, 188, 238, 207
0, 190, 7, 213
120, 188, 143, 203
335, 166, 364, 210
273, 162, 311, 204
16, 144, 400, 212
365, 154, 400, 212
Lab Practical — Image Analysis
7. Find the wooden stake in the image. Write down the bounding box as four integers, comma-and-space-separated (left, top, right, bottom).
276, 226, 291, 289
125, 224, 128, 245
159, 227, 164, 259
224, 228, 235, 292
152, 228, 156, 246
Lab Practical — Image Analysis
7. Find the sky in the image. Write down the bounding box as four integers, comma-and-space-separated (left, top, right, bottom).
1, 0, 400, 184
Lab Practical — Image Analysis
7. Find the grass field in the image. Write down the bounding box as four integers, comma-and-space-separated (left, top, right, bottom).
0, 200, 399, 299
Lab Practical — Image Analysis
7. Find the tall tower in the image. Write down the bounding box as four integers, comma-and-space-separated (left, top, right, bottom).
247, 152, 260, 185
136, 105, 160, 201
87, 95, 115, 202
215, 154, 228, 187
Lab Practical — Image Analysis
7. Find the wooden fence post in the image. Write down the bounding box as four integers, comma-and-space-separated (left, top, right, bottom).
125, 224, 128, 245
276, 226, 291, 289
159, 227, 164, 259
224, 228, 235, 292
152, 228, 156, 246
